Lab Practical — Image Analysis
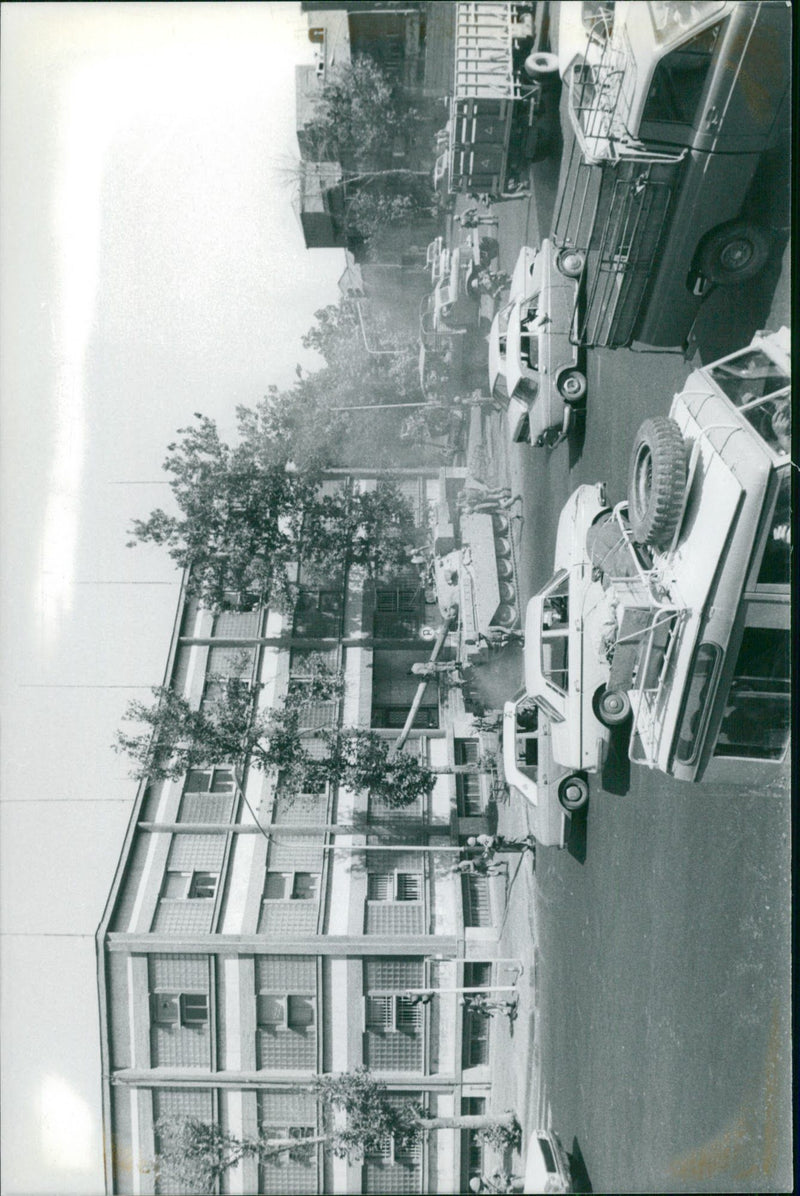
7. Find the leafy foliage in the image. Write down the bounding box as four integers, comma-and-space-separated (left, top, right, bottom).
115, 676, 435, 805
153, 1117, 320, 1194
303, 57, 412, 168
127, 412, 419, 607
314, 1067, 421, 1159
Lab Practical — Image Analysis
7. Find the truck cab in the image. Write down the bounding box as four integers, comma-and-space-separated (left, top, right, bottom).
554, 1, 790, 348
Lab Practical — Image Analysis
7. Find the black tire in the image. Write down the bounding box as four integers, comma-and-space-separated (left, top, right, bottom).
695, 221, 771, 285
557, 368, 587, 405
524, 50, 559, 78
627, 416, 686, 549
557, 248, 585, 279
496, 558, 513, 579
558, 774, 589, 812
593, 684, 632, 727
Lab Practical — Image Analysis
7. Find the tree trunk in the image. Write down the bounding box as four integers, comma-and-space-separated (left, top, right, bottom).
413, 1113, 517, 1131
430, 764, 490, 775
259, 1134, 328, 1155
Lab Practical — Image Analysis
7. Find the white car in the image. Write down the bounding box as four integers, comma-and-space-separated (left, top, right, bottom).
488, 240, 586, 448
502, 698, 589, 831
524, 483, 624, 775
523, 1129, 572, 1194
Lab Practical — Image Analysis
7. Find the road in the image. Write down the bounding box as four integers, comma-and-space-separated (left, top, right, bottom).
482, 75, 793, 1196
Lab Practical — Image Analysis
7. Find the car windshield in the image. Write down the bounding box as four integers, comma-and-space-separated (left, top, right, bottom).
648, 1, 725, 46
496, 303, 514, 339
708, 351, 791, 457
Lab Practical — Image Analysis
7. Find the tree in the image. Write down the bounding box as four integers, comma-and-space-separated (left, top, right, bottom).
301, 300, 421, 405
152, 1117, 325, 1195
314, 1067, 521, 1158
115, 677, 435, 807
151, 1070, 520, 1190
127, 411, 419, 608
302, 58, 414, 170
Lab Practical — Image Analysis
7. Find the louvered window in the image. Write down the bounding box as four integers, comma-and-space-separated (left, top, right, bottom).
396, 873, 421, 902
366, 996, 394, 1030
366, 996, 422, 1032
367, 873, 422, 902
462, 875, 492, 927
395, 997, 422, 1031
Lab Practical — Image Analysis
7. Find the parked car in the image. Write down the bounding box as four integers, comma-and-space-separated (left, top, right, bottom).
503, 697, 589, 832
522, 1129, 572, 1194
524, 483, 618, 775
586, 327, 791, 781
488, 240, 586, 449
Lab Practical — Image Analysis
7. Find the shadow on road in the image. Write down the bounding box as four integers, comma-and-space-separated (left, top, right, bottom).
600, 722, 632, 795
567, 407, 587, 468
564, 806, 588, 864
569, 1138, 593, 1193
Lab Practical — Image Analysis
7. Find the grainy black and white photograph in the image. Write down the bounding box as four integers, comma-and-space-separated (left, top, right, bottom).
0, 2, 793, 1193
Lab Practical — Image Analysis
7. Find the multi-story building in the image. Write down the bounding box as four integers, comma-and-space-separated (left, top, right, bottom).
97, 469, 512, 1195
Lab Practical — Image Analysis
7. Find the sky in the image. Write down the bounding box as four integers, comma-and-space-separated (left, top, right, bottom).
0, 5, 344, 1192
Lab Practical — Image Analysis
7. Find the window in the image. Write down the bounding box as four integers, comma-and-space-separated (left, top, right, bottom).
756, 471, 791, 586
541, 635, 569, 692
372, 588, 422, 640
264, 871, 320, 901
183, 767, 236, 794
257, 995, 316, 1030
161, 871, 219, 901
188, 872, 218, 900
367, 1135, 421, 1167
292, 588, 343, 638
714, 627, 790, 761
367, 873, 422, 902
151, 992, 209, 1027
462, 875, 492, 927
201, 677, 250, 711
642, 23, 721, 126
455, 738, 482, 816
366, 995, 422, 1033
372, 705, 439, 729
180, 994, 209, 1025
709, 351, 790, 412
287, 996, 315, 1029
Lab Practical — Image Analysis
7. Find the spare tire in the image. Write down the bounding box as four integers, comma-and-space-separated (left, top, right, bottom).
627, 417, 686, 549
524, 50, 559, 77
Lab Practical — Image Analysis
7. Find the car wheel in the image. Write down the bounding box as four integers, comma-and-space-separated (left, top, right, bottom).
556, 248, 585, 279
593, 684, 632, 727
695, 221, 771, 286
523, 50, 559, 77
493, 603, 517, 628
627, 416, 686, 549
557, 369, 587, 405
558, 774, 589, 812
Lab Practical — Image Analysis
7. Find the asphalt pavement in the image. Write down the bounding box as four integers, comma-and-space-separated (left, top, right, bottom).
465, 93, 793, 1196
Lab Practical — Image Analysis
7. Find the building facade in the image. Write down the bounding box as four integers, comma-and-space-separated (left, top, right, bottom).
97, 470, 511, 1194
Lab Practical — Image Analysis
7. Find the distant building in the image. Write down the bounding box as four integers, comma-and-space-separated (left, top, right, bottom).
97, 469, 512, 1195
